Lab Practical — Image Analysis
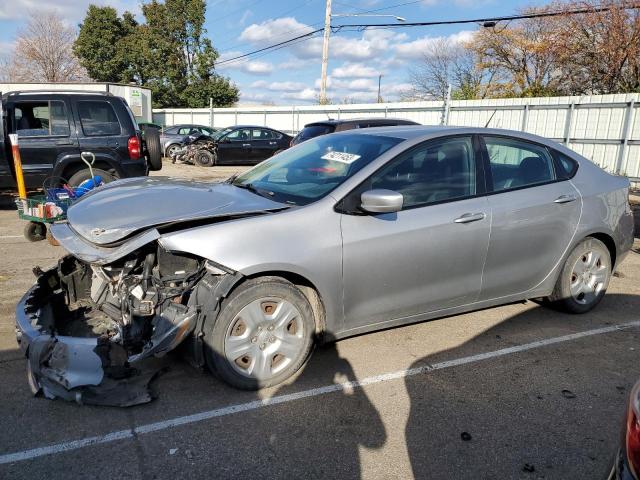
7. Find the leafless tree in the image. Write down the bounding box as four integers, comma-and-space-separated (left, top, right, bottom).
406, 38, 497, 101
6, 11, 88, 82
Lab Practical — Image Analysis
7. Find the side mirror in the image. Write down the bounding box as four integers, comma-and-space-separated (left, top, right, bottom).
360, 189, 403, 214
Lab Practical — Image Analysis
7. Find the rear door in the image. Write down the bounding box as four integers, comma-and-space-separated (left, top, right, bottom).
73, 98, 128, 172
478, 135, 582, 301
250, 128, 279, 162
9, 98, 78, 188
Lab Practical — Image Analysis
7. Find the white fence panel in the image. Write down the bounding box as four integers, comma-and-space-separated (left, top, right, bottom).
153, 93, 640, 180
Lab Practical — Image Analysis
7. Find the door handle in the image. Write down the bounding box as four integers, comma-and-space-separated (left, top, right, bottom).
269, 142, 276, 145
454, 212, 486, 224
242, 143, 251, 147
55, 140, 73, 145
554, 194, 577, 204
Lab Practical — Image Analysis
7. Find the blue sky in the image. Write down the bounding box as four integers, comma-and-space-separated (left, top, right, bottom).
0, 0, 548, 105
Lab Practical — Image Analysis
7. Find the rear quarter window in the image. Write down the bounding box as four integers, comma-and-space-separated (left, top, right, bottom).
554, 152, 579, 179
78, 101, 121, 136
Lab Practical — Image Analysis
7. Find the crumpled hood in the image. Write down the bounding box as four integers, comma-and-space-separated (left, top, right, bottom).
66, 177, 286, 245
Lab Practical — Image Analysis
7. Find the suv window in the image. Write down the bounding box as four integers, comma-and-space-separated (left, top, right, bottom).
14, 101, 70, 137
178, 127, 195, 135
366, 136, 476, 209
299, 125, 334, 139
78, 101, 121, 136
484, 136, 555, 192
252, 128, 273, 140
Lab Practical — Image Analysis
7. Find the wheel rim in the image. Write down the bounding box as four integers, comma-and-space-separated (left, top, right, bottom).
167, 145, 179, 157
224, 297, 305, 381
569, 249, 609, 305
196, 152, 211, 166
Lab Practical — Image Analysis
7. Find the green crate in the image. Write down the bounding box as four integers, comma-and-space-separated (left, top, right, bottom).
16, 195, 71, 223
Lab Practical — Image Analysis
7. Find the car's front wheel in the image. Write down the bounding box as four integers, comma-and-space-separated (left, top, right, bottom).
547, 237, 612, 313
165, 144, 181, 158
204, 277, 315, 390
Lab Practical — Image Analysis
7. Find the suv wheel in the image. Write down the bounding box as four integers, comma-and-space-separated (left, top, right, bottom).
68, 168, 118, 187
144, 127, 163, 171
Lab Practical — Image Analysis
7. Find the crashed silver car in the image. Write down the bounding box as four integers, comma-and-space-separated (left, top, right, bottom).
16, 126, 634, 405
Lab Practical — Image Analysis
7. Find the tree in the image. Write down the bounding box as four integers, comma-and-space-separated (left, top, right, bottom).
406, 38, 498, 101
552, 0, 640, 94
471, 10, 563, 97
6, 11, 87, 82
74, 0, 239, 108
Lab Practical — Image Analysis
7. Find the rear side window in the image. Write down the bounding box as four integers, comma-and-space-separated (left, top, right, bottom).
299, 125, 334, 139
252, 128, 274, 140
484, 136, 555, 192
555, 152, 579, 179
14, 100, 70, 137
78, 101, 121, 136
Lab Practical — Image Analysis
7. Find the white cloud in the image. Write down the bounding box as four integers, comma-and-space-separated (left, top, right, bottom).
282, 88, 318, 101
394, 30, 475, 59
0, 0, 140, 21
216, 51, 273, 75
332, 62, 380, 79
239, 10, 253, 26
240, 17, 314, 44
250, 80, 308, 92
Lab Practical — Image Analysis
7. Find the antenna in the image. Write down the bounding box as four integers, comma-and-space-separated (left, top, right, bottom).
484, 110, 497, 128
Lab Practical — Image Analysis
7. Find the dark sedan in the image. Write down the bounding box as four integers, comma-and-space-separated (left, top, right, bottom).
212, 125, 292, 165
608, 380, 640, 479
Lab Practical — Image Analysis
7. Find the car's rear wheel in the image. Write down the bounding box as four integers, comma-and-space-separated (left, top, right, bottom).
67, 168, 118, 187
204, 277, 315, 390
547, 237, 611, 313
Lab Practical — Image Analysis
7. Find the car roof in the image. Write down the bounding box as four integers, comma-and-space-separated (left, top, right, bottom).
167, 124, 214, 129
339, 125, 570, 148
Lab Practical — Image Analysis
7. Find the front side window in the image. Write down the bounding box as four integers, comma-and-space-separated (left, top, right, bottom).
14, 101, 69, 137
364, 136, 476, 209
78, 101, 120, 136
232, 133, 404, 206
226, 128, 252, 141
484, 136, 555, 191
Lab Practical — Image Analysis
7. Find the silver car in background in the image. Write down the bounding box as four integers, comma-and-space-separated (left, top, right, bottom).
16, 126, 634, 403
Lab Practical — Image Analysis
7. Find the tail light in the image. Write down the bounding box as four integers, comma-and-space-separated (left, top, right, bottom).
128, 135, 141, 160
626, 381, 640, 477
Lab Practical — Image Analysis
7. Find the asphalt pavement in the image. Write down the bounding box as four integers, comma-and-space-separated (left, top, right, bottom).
1, 162, 639, 479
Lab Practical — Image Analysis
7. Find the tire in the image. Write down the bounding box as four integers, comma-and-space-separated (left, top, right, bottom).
194, 150, 214, 167
165, 144, 181, 158
143, 127, 162, 171
204, 277, 316, 390
547, 237, 612, 313
24, 222, 46, 242
67, 168, 118, 187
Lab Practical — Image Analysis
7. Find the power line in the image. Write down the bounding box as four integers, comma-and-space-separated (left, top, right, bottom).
214, 3, 640, 67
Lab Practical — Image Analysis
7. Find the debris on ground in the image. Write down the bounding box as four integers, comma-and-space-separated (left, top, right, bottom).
522, 463, 536, 473
460, 431, 472, 441
561, 389, 576, 399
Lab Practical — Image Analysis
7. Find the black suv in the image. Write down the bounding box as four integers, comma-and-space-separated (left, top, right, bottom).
290, 117, 420, 146
0, 90, 162, 191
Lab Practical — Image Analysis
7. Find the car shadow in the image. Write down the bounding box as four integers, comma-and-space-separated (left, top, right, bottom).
403, 292, 640, 480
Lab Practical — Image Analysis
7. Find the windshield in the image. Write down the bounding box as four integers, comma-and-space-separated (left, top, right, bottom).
231, 133, 404, 206
212, 127, 233, 140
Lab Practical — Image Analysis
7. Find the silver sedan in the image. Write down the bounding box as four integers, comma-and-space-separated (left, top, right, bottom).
16, 126, 635, 402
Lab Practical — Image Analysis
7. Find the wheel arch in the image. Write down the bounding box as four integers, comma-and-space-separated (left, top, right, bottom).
586, 232, 617, 268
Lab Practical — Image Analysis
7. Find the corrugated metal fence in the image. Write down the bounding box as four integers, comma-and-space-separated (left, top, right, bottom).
153, 93, 640, 180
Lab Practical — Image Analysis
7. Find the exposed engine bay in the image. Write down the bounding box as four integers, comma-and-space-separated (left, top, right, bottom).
19, 244, 239, 406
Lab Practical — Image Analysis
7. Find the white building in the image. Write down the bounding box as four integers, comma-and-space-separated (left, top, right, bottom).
0, 82, 153, 122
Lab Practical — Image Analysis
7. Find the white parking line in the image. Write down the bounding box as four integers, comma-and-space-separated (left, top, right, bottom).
1, 320, 638, 465
0, 235, 23, 239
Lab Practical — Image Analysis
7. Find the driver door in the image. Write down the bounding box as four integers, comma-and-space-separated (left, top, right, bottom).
340, 135, 491, 330
217, 128, 252, 164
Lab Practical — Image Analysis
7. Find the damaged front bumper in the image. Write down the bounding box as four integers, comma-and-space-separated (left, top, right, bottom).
16, 264, 174, 407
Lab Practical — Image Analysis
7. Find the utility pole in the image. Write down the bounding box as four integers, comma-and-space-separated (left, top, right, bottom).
377, 74, 383, 103
319, 0, 332, 105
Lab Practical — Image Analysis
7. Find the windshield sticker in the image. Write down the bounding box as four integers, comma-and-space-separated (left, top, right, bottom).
321, 151, 361, 164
